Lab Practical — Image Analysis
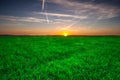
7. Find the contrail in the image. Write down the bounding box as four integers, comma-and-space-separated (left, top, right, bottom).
58, 11, 79, 30
42, 0, 45, 11
45, 10, 49, 23
61, 9, 79, 30
41, 0, 50, 23
66, 21, 78, 29
62, 10, 81, 30
58, 21, 78, 31
63, 21, 78, 30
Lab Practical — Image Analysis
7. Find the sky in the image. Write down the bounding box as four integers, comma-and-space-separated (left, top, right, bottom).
0, 0, 120, 35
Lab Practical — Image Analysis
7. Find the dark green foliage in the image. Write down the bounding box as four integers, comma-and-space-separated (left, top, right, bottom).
0, 36, 120, 80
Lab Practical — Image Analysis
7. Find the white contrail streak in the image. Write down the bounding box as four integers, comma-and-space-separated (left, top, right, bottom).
42, 0, 45, 11
66, 21, 78, 29
58, 21, 78, 31
41, 0, 50, 23
63, 21, 78, 30
57, 10, 79, 31
45, 10, 49, 23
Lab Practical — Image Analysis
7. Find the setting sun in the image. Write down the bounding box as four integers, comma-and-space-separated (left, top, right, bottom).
63, 33, 68, 37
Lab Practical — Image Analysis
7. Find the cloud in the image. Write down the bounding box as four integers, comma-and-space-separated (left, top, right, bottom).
49, 0, 120, 19
0, 15, 79, 24
0, 16, 46, 22
35, 12, 88, 19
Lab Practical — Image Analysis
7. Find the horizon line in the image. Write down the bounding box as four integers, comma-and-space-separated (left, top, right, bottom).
0, 34, 120, 36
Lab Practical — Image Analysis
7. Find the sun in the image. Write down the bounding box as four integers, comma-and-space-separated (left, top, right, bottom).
63, 32, 68, 37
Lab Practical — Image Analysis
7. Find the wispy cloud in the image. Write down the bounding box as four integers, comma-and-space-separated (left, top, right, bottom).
0, 15, 78, 24
50, 0, 120, 19
35, 12, 88, 19
0, 16, 46, 22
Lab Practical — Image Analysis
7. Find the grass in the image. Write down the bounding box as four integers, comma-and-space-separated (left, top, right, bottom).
0, 36, 120, 80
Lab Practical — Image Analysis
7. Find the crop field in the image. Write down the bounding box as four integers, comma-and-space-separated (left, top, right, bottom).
0, 36, 120, 80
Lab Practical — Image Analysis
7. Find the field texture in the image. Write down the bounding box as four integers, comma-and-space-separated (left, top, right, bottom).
0, 36, 120, 80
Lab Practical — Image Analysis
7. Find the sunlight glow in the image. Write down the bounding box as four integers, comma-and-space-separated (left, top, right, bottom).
64, 33, 68, 37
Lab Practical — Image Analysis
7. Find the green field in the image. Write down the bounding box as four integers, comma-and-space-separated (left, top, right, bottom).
0, 36, 120, 80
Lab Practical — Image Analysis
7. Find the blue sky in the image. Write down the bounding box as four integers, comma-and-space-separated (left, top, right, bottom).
0, 0, 120, 35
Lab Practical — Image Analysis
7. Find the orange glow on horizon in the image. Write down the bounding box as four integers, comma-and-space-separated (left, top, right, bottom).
0, 28, 120, 35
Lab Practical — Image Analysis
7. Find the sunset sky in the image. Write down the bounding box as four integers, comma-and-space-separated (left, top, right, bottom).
0, 0, 120, 35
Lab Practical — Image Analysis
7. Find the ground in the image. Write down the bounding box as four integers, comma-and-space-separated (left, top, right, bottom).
0, 36, 120, 80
